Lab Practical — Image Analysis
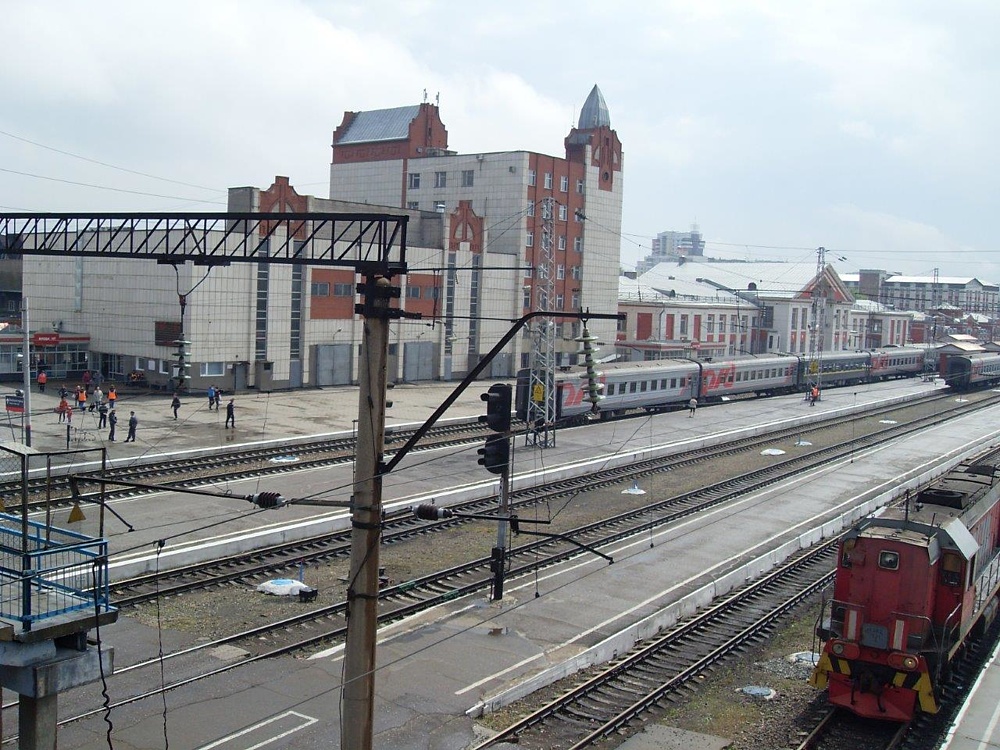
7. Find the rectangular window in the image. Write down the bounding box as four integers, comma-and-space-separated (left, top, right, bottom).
555, 294, 564, 308
707, 315, 715, 334
557, 265, 565, 280
574, 237, 582, 252
200, 361, 225, 377
311, 282, 330, 296
406, 286, 421, 299
523, 288, 531, 308
524, 266, 533, 278
558, 204, 567, 221
406, 201, 419, 210
333, 283, 353, 296
527, 201, 535, 217
560, 175, 569, 192
571, 265, 581, 279
576, 178, 584, 193
408, 173, 421, 189
574, 209, 582, 222
680, 316, 689, 336
434, 171, 447, 188
558, 235, 567, 250
528, 169, 536, 186
526, 232, 534, 247
572, 292, 580, 309
544, 172, 553, 189
461, 170, 474, 187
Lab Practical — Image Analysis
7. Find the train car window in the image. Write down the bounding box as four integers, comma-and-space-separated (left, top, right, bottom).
878, 550, 900, 570
640, 381, 647, 392
660, 379, 667, 389
651, 380, 657, 390
629, 382, 637, 393
670, 378, 676, 388
941, 552, 962, 586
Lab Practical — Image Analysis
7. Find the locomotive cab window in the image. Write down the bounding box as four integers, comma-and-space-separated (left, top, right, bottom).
878, 550, 900, 570
941, 552, 963, 587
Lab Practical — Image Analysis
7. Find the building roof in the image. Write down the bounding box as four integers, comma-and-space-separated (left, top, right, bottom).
639, 257, 829, 301
619, 272, 743, 305
578, 85, 611, 129
337, 105, 421, 145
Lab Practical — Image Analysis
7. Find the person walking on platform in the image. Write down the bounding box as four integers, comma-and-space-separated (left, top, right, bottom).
108, 409, 117, 441
77, 388, 87, 413
124, 411, 138, 442
213, 387, 222, 411
98, 401, 109, 428
207, 385, 216, 411
91, 386, 104, 412
171, 393, 181, 420
107, 385, 117, 410
225, 398, 235, 429
56, 397, 69, 423
810, 385, 820, 406
688, 397, 698, 417
82, 370, 92, 395
37, 370, 47, 393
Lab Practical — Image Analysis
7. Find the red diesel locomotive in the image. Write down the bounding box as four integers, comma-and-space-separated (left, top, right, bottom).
810, 448, 1000, 721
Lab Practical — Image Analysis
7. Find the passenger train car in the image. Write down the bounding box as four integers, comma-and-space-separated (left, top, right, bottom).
515, 346, 931, 422
942, 352, 1000, 391
810, 448, 1000, 721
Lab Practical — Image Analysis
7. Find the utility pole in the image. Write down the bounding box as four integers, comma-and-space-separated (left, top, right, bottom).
807, 247, 827, 394
21, 298, 32, 447
341, 274, 394, 750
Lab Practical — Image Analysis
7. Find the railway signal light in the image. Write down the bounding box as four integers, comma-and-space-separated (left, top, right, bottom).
480, 383, 512, 433
174, 338, 192, 391
575, 326, 604, 414
478, 434, 510, 475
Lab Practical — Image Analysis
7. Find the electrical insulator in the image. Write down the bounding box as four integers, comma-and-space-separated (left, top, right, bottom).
575, 325, 604, 414
250, 492, 287, 508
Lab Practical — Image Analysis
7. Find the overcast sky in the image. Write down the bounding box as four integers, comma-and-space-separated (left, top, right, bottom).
2, 1, 996, 283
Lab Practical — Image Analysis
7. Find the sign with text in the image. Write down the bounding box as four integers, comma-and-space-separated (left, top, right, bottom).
32, 332, 60, 346
5, 394, 24, 413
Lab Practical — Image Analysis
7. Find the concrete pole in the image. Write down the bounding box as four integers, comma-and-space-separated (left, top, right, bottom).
341, 277, 391, 750
21, 298, 31, 447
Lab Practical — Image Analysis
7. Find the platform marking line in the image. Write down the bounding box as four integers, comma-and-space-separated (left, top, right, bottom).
453, 428, 1000, 697
940, 638, 1000, 749
195, 710, 318, 750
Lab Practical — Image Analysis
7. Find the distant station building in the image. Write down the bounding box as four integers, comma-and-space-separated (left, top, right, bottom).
635, 225, 705, 274
843, 270, 999, 317
626, 257, 862, 357
328, 85, 624, 373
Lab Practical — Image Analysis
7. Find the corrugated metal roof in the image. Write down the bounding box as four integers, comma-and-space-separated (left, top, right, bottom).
639, 258, 820, 300
337, 105, 420, 145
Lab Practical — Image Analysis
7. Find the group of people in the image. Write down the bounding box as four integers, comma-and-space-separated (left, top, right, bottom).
47, 378, 236, 445
171, 386, 236, 427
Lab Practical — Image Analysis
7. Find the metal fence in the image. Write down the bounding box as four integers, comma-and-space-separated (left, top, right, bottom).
0, 512, 110, 629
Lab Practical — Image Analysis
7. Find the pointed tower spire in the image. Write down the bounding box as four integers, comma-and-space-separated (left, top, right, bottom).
578, 85, 611, 129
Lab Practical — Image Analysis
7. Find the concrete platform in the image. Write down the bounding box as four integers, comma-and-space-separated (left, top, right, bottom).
941, 639, 1000, 750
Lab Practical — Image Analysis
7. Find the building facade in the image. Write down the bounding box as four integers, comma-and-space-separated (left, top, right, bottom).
844, 271, 999, 317
329, 86, 624, 374
21, 179, 478, 391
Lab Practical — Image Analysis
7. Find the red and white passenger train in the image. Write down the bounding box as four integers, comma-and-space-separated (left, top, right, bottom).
810, 448, 1000, 721
516, 346, 932, 422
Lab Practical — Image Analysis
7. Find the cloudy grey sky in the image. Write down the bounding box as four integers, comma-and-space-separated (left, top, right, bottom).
2, 1, 996, 282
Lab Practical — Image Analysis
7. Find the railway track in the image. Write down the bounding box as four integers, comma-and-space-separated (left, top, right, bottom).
472, 541, 840, 749
793, 709, 909, 750
6, 389, 998, 742
108, 388, 998, 605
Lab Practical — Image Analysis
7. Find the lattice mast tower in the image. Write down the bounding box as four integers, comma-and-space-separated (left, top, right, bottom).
526, 197, 557, 447
807, 246, 827, 392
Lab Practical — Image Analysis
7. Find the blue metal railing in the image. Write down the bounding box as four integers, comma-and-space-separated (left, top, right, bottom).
0, 512, 111, 629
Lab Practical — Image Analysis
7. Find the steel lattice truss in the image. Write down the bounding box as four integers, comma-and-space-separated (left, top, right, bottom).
0, 212, 408, 275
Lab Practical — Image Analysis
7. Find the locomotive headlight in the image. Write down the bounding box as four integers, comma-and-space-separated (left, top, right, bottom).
888, 652, 920, 671
832, 642, 846, 655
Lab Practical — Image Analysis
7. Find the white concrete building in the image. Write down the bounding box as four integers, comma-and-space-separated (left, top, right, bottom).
328, 85, 624, 374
